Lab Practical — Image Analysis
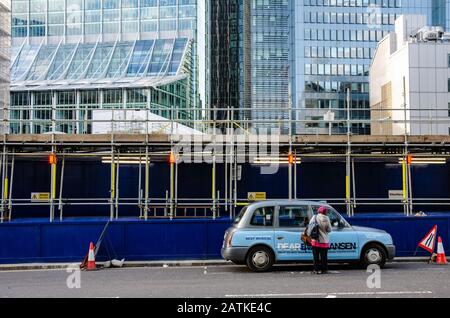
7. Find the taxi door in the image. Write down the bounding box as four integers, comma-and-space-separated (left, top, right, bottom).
311, 206, 360, 260
274, 205, 312, 261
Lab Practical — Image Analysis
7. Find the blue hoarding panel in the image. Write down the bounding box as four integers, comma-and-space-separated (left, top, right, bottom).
0, 216, 449, 264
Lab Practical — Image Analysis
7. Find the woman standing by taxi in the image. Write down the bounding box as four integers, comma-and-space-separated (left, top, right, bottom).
309, 206, 332, 274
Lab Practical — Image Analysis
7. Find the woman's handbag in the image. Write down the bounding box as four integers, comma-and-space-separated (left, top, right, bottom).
302, 215, 319, 246
301, 229, 312, 246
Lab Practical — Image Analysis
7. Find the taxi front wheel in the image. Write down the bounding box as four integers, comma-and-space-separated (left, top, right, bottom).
246, 246, 275, 272
360, 244, 387, 269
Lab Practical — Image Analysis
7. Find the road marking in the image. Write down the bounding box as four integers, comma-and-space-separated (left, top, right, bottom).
0, 268, 67, 274
225, 291, 433, 298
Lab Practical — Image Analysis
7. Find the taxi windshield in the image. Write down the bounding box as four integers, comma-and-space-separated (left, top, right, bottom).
233, 207, 248, 224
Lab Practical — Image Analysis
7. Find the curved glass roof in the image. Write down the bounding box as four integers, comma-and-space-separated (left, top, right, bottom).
10, 38, 190, 91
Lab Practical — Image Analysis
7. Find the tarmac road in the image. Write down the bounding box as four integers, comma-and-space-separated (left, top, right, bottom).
0, 262, 448, 298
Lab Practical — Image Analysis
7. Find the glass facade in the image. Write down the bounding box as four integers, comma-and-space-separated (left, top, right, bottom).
210, 0, 239, 126
9, 38, 196, 133
11, 0, 197, 41
239, 0, 291, 133
10, 0, 206, 134
10, 82, 192, 134
0, 0, 10, 134
293, 0, 450, 135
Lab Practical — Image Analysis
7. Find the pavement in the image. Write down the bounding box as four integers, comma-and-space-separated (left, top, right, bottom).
0, 257, 431, 271
0, 261, 449, 298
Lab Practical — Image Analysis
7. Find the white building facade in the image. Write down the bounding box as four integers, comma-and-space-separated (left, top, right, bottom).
370, 15, 450, 135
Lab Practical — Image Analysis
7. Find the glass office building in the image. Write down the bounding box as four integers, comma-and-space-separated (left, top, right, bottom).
293, 0, 450, 135
9, 0, 205, 134
210, 0, 239, 125
0, 0, 10, 134
239, 0, 291, 133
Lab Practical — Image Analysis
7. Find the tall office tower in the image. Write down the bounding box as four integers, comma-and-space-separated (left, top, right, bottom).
293, 0, 450, 135
9, 0, 206, 134
0, 0, 10, 135
210, 0, 239, 126
239, 0, 291, 133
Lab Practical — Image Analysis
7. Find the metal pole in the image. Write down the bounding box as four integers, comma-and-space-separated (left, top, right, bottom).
402, 155, 409, 216
401, 77, 409, 215
58, 156, 65, 221
403, 77, 408, 137
212, 153, 216, 219
115, 155, 120, 219
50, 152, 57, 223
8, 154, 14, 221
165, 190, 169, 217
288, 82, 293, 200
138, 153, 142, 218
347, 88, 351, 136
144, 146, 149, 220
0, 148, 6, 223
225, 109, 229, 213
288, 156, 293, 200
294, 152, 298, 200
175, 156, 178, 210
110, 149, 115, 221
1, 149, 6, 223
352, 158, 357, 213
346, 150, 352, 216
408, 161, 413, 215
346, 88, 352, 217
225, 144, 228, 213
170, 154, 175, 219
230, 136, 234, 218
234, 152, 237, 210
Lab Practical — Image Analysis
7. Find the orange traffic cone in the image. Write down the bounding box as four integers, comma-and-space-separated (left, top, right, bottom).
86, 242, 97, 271
436, 237, 448, 265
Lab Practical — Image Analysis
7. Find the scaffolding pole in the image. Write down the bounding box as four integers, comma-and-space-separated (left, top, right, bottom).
170, 152, 175, 219
58, 156, 65, 221
110, 148, 116, 221
144, 146, 149, 220
1, 147, 6, 223
408, 158, 413, 215
7, 154, 14, 221
50, 150, 57, 223
294, 151, 298, 200
138, 152, 143, 219
212, 153, 216, 219
402, 154, 410, 216
115, 154, 120, 219
346, 89, 353, 217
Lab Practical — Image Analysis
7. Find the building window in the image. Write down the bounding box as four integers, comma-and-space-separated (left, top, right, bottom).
448, 54, 450, 67
448, 79, 450, 92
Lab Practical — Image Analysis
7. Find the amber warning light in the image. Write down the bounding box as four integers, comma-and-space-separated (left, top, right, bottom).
48, 154, 57, 165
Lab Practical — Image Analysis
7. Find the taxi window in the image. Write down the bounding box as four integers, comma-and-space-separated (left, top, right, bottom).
278, 206, 310, 227
312, 205, 347, 228
250, 207, 274, 227
234, 207, 248, 225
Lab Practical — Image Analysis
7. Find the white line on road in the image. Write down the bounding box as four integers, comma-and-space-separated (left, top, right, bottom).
225, 291, 433, 298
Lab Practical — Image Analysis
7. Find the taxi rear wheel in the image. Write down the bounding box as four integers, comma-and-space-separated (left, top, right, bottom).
360, 244, 387, 269
246, 246, 275, 272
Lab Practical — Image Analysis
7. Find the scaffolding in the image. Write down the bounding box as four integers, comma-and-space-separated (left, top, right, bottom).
0, 125, 450, 223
